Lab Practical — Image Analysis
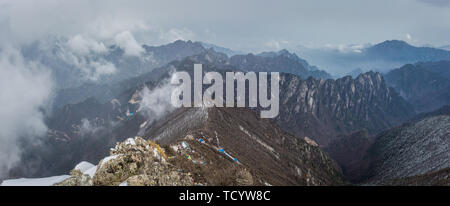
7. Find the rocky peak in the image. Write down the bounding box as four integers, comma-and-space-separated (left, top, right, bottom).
186, 48, 230, 65
54, 136, 195, 186
384, 62, 450, 113
276, 72, 415, 146
230, 51, 332, 79
143, 40, 204, 53
371, 40, 412, 50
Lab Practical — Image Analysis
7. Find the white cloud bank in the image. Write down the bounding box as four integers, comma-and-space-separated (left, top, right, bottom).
138, 80, 176, 121
67, 34, 108, 55
0, 47, 53, 178
159, 28, 196, 43
114, 31, 144, 56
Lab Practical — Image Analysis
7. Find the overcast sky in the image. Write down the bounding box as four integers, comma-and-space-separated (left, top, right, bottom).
1, 0, 450, 52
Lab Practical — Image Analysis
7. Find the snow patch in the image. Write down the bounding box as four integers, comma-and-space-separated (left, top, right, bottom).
100, 154, 122, 168
84, 165, 98, 178
74, 161, 95, 173
1, 175, 70, 186
153, 148, 166, 163
140, 121, 148, 128
125, 138, 136, 146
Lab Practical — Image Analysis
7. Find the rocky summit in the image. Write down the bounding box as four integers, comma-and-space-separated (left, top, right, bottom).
55, 137, 194, 186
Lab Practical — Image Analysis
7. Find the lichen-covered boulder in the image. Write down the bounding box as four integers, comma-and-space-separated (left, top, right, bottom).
124, 162, 194, 186
93, 154, 139, 186
93, 136, 192, 186
70, 169, 83, 177
54, 174, 93, 186
126, 174, 155, 186
156, 170, 194, 186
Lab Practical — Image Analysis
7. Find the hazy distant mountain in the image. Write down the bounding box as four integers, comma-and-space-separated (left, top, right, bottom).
294, 40, 450, 76
21, 38, 207, 91
345, 68, 364, 78
41, 40, 208, 108
53, 48, 332, 109
200, 42, 244, 56
366, 40, 450, 62
439, 45, 450, 51
415, 60, 450, 79
142, 40, 206, 64
384, 61, 450, 113
230, 49, 332, 79
258, 49, 321, 71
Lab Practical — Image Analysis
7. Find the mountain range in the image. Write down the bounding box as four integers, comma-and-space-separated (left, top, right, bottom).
276, 71, 414, 146
294, 40, 450, 76
2, 39, 450, 186
384, 61, 450, 113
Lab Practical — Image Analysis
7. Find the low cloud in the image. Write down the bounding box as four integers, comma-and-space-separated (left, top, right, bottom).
0, 47, 53, 178
135, 76, 178, 137
160, 28, 196, 43
67, 34, 108, 55
138, 79, 176, 121
265, 40, 282, 50
323, 43, 369, 53
265, 39, 289, 51
114, 30, 144, 56
89, 60, 117, 81
76, 118, 104, 136
87, 16, 149, 41
61, 49, 117, 81
406, 33, 412, 42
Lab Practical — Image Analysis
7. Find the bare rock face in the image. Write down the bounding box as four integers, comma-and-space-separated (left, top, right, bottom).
92, 137, 193, 186
93, 155, 137, 186
304, 137, 319, 147
124, 166, 193, 186
229, 50, 332, 79
277, 72, 415, 147
126, 175, 154, 186
384, 62, 450, 113
54, 174, 93, 186
148, 170, 193, 186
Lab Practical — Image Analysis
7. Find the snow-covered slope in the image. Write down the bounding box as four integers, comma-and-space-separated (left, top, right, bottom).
1, 175, 70, 186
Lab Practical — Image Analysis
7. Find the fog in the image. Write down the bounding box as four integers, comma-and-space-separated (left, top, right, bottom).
0, 47, 52, 178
